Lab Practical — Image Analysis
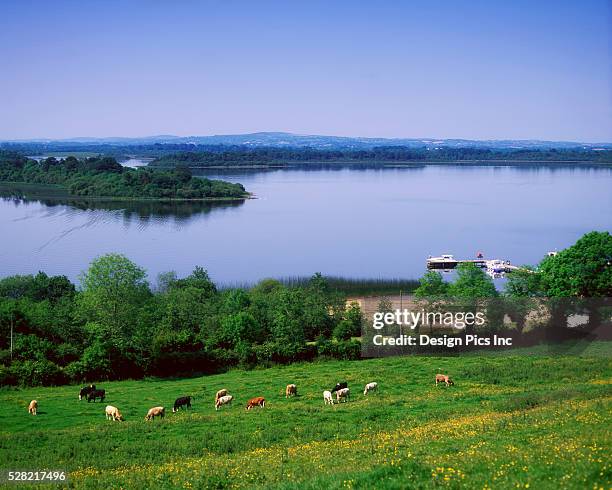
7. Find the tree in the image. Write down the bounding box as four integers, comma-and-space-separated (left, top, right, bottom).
540, 231, 612, 298
448, 263, 497, 334
414, 271, 449, 334
155, 271, 177, 294
333, 302, 363, 340
78, 254, 150, 334
174, 165, 192, 183
504, 268, 540, 335
173, 266, 217, 298
414, 271, 449, 298
449, 263, 497, 299
539, 231, 612, 330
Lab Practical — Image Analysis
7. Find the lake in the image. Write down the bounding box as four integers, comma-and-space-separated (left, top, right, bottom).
1, 165, 610, 286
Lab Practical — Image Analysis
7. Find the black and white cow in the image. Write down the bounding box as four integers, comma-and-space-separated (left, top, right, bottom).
331, 381, 348, 393
79, 384, 96, 401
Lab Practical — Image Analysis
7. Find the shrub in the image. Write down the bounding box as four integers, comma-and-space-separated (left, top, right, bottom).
9, 359, 66, 386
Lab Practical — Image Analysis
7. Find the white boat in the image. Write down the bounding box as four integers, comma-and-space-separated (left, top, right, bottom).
427, 254, 458, 269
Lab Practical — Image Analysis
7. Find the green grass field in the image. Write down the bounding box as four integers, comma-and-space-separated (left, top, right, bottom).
1, 342, 610, 489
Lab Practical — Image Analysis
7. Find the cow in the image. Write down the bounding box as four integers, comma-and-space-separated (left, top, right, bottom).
336, 387, 350, 403
87, 389, 106, 403
79, 384, 96, 401
145, 406, 165, 421
28, 400, 38, 415
285, 384, 297, 398
215, 395, 233, 411
323, 390, 334, 405
363, 382, 378, 395
435, 374, 454, 387
172, 396, 192, 413
331, 381, 348, 393
215, 389, 228, 404
245, 397, 266, 410
105, 405, 124, 421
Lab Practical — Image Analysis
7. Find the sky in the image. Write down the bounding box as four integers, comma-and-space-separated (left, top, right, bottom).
1, 0, 610, 142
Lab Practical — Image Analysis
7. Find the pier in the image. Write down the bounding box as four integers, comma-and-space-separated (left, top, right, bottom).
426, 254, 520, 274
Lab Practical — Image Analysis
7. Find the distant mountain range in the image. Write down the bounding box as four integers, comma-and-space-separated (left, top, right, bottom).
2, 132, 611, 150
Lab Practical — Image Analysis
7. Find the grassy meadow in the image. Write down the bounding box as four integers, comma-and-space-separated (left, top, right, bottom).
0, 342, 610, 489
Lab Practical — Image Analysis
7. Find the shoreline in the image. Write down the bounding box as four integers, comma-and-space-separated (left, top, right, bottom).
147, 159, 612, 169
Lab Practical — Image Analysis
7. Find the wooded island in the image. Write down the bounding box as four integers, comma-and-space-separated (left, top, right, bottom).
0, 151, 248, 200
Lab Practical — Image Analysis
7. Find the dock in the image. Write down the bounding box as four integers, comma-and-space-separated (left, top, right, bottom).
426, 254, 520, 274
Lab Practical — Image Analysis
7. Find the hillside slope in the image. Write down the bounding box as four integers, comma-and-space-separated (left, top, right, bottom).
0, 343, 610, 489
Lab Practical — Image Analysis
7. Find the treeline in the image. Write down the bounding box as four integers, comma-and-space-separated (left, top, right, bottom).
0, 258, 364, 387
149, 147, 612, 167
0, 151, 247, 200
0, 232, 609, 387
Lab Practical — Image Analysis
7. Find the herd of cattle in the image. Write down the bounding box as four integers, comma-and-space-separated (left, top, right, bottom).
26, 374, 454, 420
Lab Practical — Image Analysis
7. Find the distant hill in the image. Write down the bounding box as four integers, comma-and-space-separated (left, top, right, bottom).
3, 132, 611, 150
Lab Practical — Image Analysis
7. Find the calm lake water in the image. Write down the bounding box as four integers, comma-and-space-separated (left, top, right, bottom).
1, 166, 611, 285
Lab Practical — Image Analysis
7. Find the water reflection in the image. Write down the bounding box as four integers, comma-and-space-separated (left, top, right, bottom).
0, 188, 245, 223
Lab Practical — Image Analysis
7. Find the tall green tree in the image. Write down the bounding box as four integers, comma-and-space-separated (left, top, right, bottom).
78, 254, 150, 335
540, 231, 612, 297
539, 231, 612, 330
414, 271, 449, 334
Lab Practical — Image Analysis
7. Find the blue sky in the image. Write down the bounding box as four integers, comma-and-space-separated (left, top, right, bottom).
1, 0, 610, 142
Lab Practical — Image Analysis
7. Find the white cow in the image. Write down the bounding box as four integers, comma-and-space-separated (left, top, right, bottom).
105, 405, 124, 421
363, 382, 378, 395
28, 400, 37, 415
323, 390, 334, 405
215, 394, 233, 411
336, 387, 350, 403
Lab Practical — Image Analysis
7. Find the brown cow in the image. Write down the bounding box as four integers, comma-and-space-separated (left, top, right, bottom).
245, 397, 266, 410
145, 406, 165, 420
435, 374, 454, 386
285, 384, 297, 398
28, 400, 38, 416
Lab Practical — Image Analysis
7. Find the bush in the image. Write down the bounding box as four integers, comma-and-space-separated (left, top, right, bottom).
333, 319, 359, 341
9, 359, 66, 386
316, 339, 361, 360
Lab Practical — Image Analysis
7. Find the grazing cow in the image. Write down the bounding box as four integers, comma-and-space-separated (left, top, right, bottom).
215, 395, 233, 411
87, 389, 106, 403
173, 396, 192, 413
435, 374, 454, 386
215, 389, 228, 404
331, 381, 348, 393
285, 384, 297, 398
245, 397, 266, 410
28, 400, 38, 415
323, 390, 334, 405
105, 405, 124, 421
79, 384, 96, 401
363, 382, 378, 395
336, 387, 350, 403
145, 406, 165, 421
